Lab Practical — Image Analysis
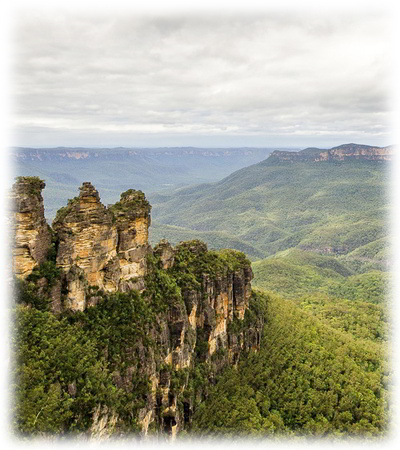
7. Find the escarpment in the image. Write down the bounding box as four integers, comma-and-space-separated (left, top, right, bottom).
134, 240, 261, 437
10, 177, 52, 278
269, 143, 393, 163
11, 177, 263, 438
109, 189, 151, 292
50, 182, 151, 310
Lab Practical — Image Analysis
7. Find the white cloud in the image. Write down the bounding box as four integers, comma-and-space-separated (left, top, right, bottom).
10, 11, 393, 147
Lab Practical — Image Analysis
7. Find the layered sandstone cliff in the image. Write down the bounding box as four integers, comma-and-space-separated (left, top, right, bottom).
51, 183, 151, 311
52, 182, 118, 310
270, 144, 393, 163
109, 189, 151, 292
11, 177, 262, 438
135, 240, 258, 437
10, 177, 52, 278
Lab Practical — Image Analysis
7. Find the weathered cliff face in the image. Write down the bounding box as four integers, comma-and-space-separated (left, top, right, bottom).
135, 240, 259, 438
52, 182, 119, 310
12, 179, 262, 439
270, 144, 393, 163
315, 145, 392, 162
109, 190, 151, 292
51, 183, 151, 311
10, 177, 52, 279
154, 239, 175, 269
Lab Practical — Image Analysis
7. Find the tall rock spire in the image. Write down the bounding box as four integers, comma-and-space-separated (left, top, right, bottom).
10, 177, 51, 279
109, 189, 151, 292
51, 183, 152, 311
52, 182, 118, 310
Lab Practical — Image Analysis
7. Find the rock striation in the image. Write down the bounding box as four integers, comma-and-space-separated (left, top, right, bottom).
51, 183, 151, 311
52, 182, 119, 310
135, 240, 259, 437
11, 178, 262, 438
10, 177, 52, 278
269, 143, 393, 163
109, 189, 151, 292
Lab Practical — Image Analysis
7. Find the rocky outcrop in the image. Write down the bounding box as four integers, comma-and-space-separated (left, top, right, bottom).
52, 182, 119, 310
51, 183, 151, 311
109, 189, 151, 292
10, 177, 52, 279
269, 144, 393, 163
12, 180, 152, 311
153, 240, 175, 269
317, 145, 392, 161
11, 179, 262, 438
90, 405, 119, 439
135, 241, 258, 437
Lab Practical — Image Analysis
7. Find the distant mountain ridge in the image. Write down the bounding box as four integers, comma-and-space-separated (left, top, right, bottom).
11, 146, 282, 161
269, 143, 393, 163
150, 143, 390, 268
12, 146, 285, 220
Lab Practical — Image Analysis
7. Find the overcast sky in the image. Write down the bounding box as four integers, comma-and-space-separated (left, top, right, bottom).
10, 11, 393, 148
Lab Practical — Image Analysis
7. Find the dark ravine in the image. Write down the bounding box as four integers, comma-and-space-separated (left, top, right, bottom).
11, 176, 264, 438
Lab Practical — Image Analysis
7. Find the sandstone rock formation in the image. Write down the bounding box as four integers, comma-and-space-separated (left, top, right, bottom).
134, 241, 258, 437
51, 183, 151, 311
11, 178, 262, 438
270, 144, 393, 163
10, 177, 52, 278
52, 182, 119, 310
153, 239, 175, 269
109, 189, 151, 292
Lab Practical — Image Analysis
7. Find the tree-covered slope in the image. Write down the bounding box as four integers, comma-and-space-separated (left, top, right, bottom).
252, 248, 390, 303
191, 291, 390, 438
149, 222, 265, 260
12, 147, 275, 221
11, 145, 391, 439
151, 156, 389, 264
12, 242, 262, 436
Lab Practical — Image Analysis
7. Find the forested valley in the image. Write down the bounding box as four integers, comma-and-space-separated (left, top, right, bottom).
11, 144, 392, 440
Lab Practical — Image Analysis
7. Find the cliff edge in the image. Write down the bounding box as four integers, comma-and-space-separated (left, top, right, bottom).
11, 177, 263, 438
269, 143, 393, 163
10, 177, 52, 278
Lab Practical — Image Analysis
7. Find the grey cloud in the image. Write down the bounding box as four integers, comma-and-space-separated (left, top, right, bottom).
11, 12, 392, 148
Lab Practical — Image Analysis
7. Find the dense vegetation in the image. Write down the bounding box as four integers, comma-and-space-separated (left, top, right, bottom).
11, 244, 254, 436
13, 304, 138, 434
150, 223, 265, 260
148, 154, 390, 438
14, 268, 389, 438
150, 159, 389, 266
12, 149, 391, 439
191, 291, 390, 438
252, 248, 390, 303
13, 279, 158, 435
